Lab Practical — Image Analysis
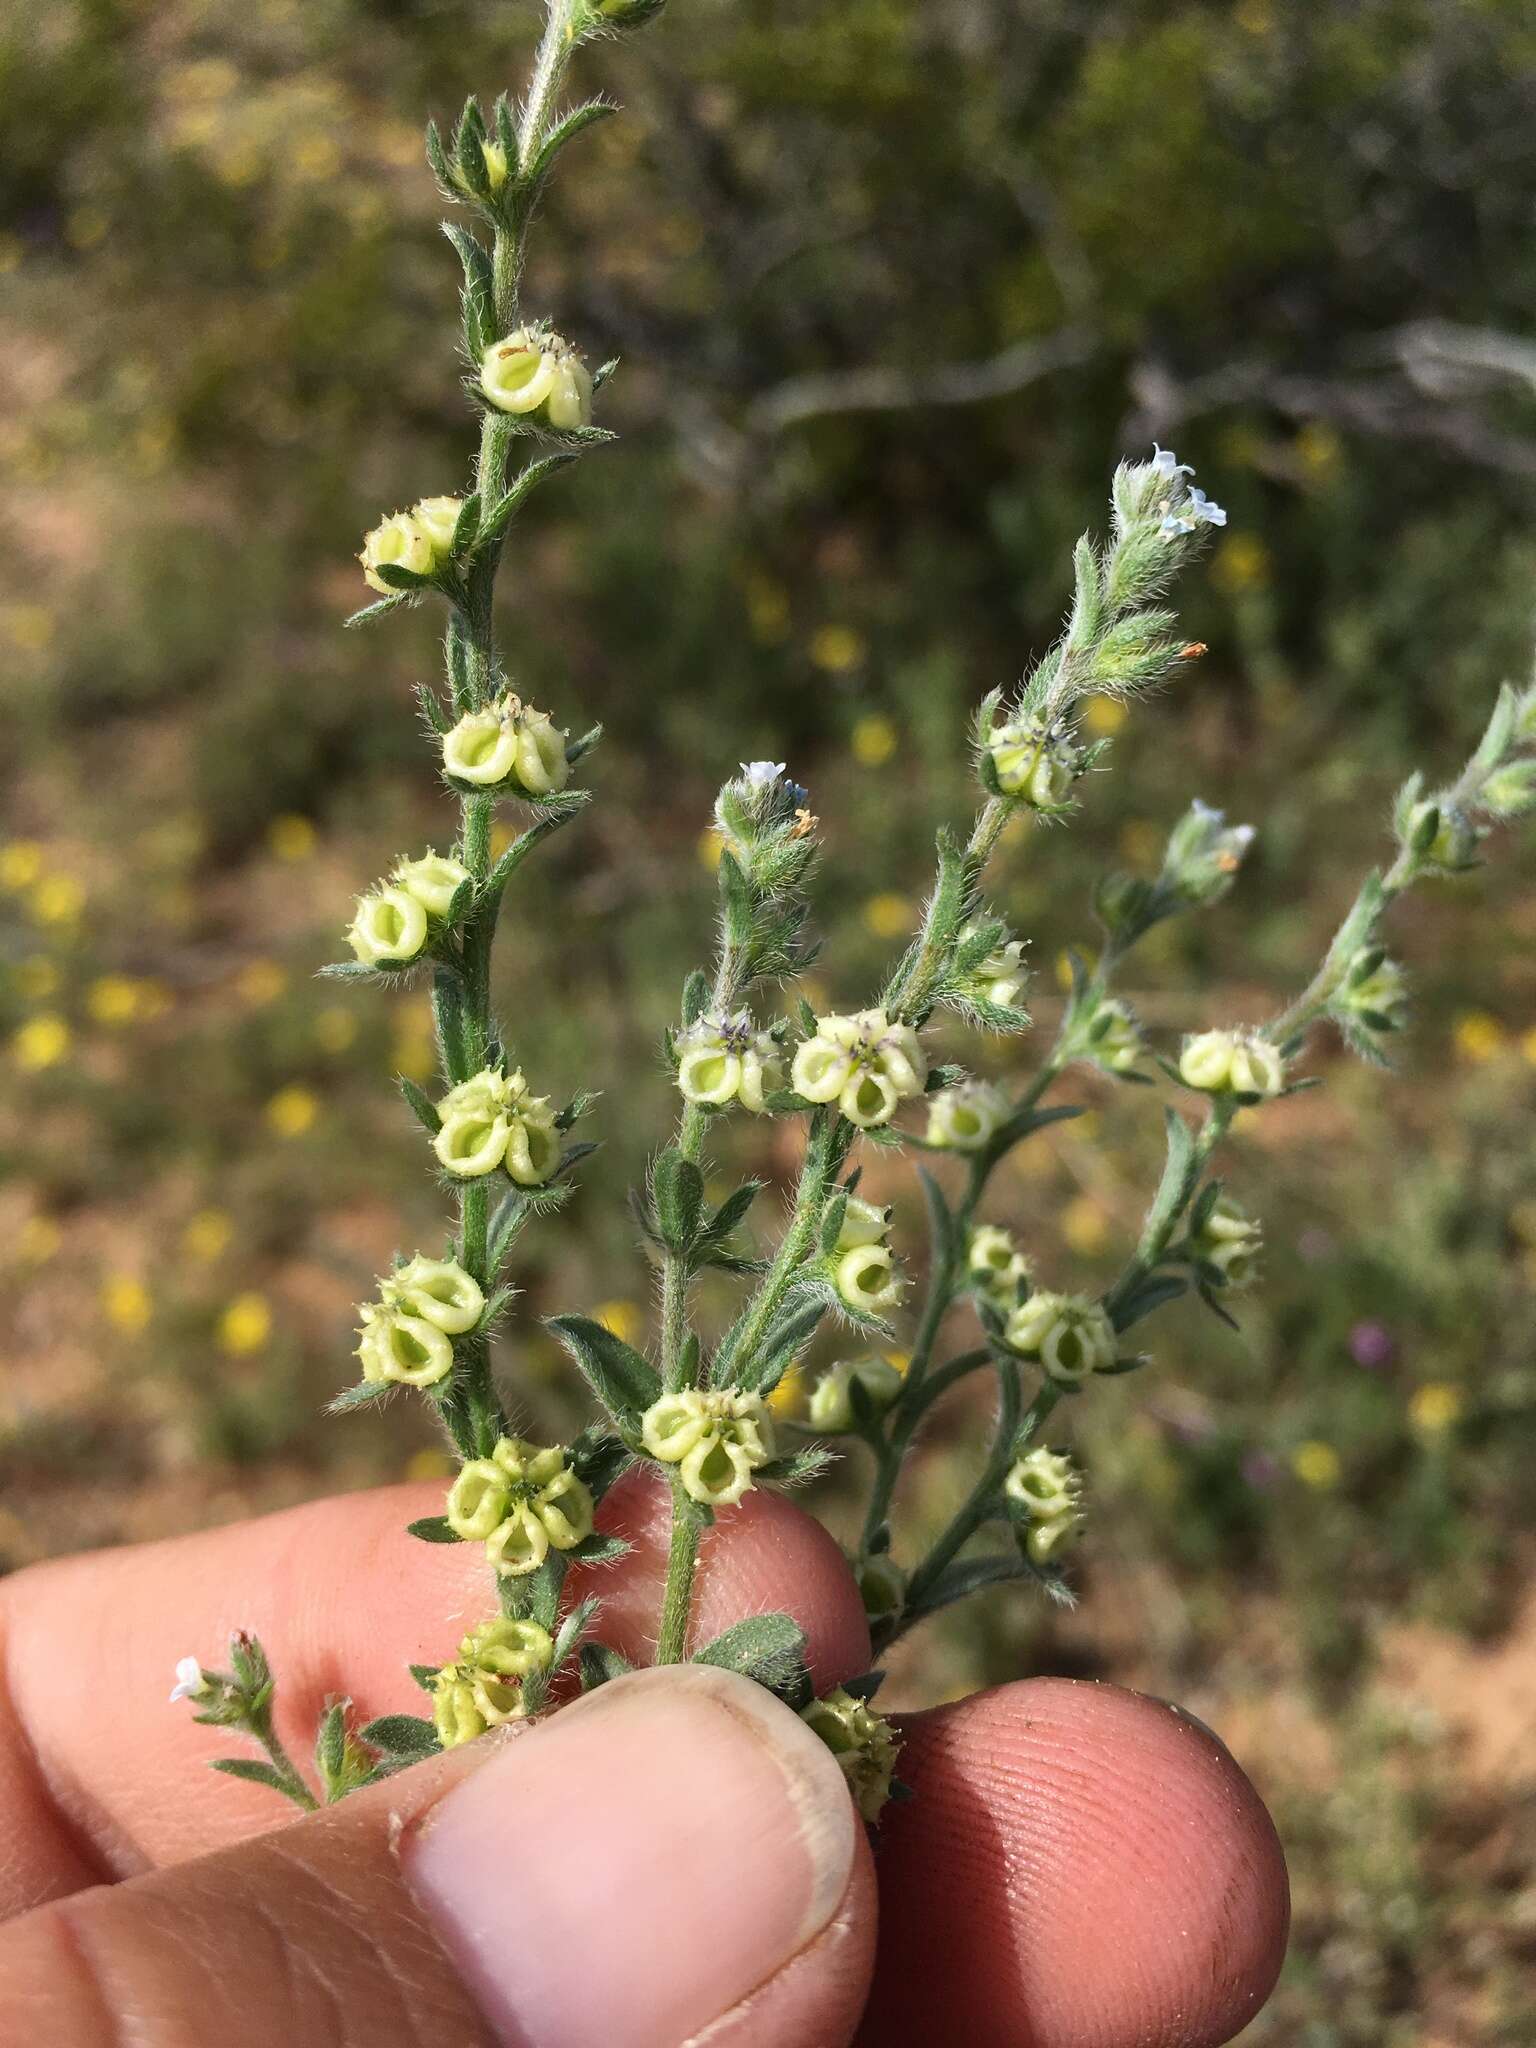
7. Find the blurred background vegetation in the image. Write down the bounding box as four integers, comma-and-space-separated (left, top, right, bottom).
4, 0, 1536, 2036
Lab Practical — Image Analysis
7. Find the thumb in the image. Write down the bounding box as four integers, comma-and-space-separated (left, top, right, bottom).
2, 1666, 876, 2048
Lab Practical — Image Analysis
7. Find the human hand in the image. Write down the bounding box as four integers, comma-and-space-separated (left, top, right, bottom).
0, 1473, 1288, 2045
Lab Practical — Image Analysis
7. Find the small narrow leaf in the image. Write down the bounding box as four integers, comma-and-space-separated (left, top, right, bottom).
209, 1758, 291, 1794
360, 1714, 442, 1761
580, 1641, 632, 1691
546, 1314, 662, 1424
398, 1074, 441, 1134
693, 1614, 810, 1702
406, 1516, 462, 1544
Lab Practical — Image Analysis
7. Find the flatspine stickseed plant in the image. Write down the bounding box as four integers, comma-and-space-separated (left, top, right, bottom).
172, 0, 1536, 1824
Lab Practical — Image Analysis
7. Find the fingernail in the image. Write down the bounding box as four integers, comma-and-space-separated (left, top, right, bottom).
405, 1663, 856, 2048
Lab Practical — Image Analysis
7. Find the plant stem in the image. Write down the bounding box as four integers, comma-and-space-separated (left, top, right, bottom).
655, 1480, 702, 1665
248, 1711, 319, 1813
898, 1364, 1042, 1623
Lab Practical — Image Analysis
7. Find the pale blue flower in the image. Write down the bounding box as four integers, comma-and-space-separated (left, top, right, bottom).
739, 760, 786, 788
169, 1655, 208, 1704
1150, 443, 1193, 480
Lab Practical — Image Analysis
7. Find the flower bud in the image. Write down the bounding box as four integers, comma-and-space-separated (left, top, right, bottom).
359, 510, 434, 593
967, 1223, 1031, 1304
393, 849, 470, 920
1339, 950, 1408, 1036
478, 138, 510, 191
1161, 800, 1255, 908
348, 886, 428, 967
384, 1254, 485, 1334
1480, 758, 1536, 819
480, 327, 592, 430
1004, 1291, 1117, 1383
808, 1355, 903, 1434
986, 716, 1080, 809
1404, 798, 1478, 871
1189, 1195, 1262, 1289
791, 1009, 927, 1129
800, 1688, 902, 1824
356, 1303, 455, 1387
1077, 996, 1145, 1075
1178, 1028, 1284, 1099
675, 1010, 784, 1114
957, 921, 1028, 1008
591, 0, 667, 24
836, 1242, 905, 1317
925, 1078, 1009, 1152
640, 1388, 775, 1508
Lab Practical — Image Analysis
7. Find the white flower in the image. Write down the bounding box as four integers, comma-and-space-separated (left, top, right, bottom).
169, 1656, 208, 1705
791, 1009, 927, 1129
739, 761, 786, 788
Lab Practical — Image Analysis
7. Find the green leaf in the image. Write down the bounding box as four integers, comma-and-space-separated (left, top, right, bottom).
370, 560, 434, 593
1138, 1107, 1199, 1256
1111, 1273, 1189, 1332
326, 1380, 395, 1415
580, 1641, 632, 1691
692, 1614, 811, 1703
209, 1758, 291, 1794
917, 1166, 958, 1269
344, 593, 415, 629
547, 1314, 662, 1425
651, 1147, 705, 1252
398, 1074, 441, 1134
551, 1595, 602, 1674
566, 1531, 631, 1565
473, 454, 580, 557
409, 1663, 440, 1695
907, 1553, 1026, 1618
522, 97, 617, 190
443, 221, 496, 358
314, 1700, 347, 1790
360, 1713, 441, 1761
406, 1516, 461, 1544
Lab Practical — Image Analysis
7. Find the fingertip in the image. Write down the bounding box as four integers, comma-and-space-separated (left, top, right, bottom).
862, 1677, 1289, 2048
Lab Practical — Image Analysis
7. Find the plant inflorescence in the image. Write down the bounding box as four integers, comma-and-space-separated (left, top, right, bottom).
173, 0, 1536, 1823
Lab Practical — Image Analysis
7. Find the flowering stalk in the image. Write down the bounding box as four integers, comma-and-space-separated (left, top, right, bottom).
172, 1, 1532, 1830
